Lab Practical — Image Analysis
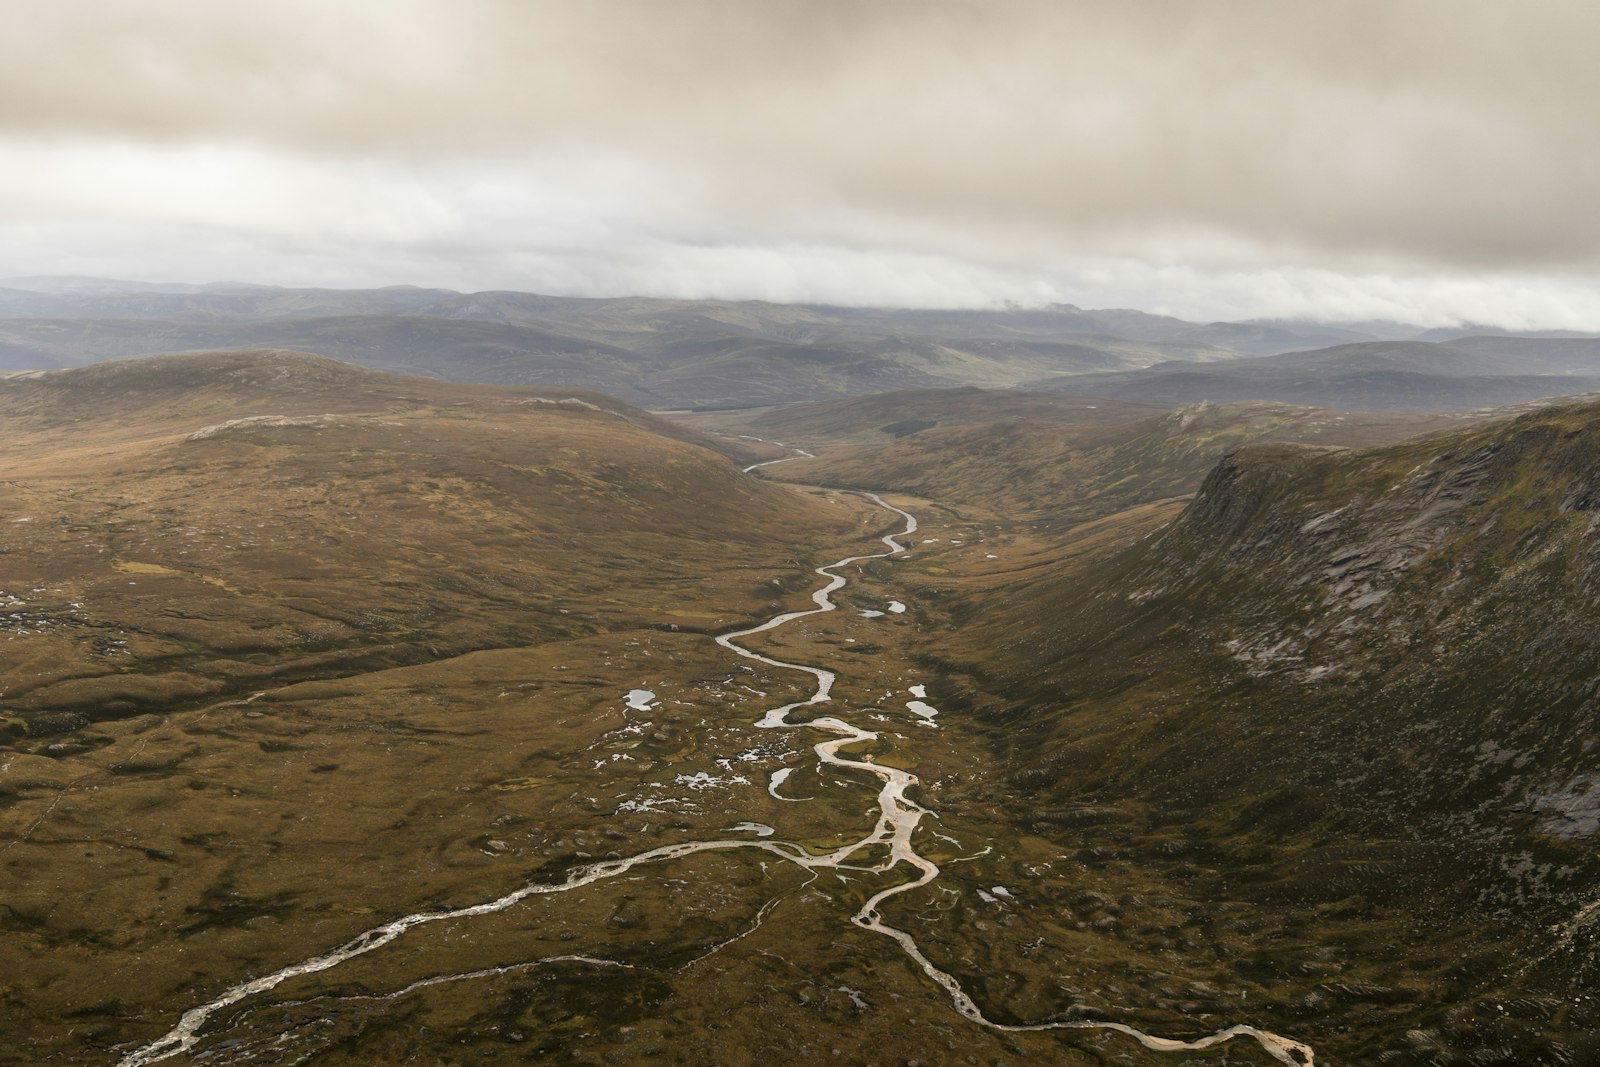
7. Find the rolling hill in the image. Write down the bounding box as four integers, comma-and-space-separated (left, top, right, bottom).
9, 280, 1600, 415
0, 349, 858, 740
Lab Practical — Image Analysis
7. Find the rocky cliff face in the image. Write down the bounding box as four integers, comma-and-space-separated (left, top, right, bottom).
945, 399, 1600, 1063
1165, 404, 1600, 706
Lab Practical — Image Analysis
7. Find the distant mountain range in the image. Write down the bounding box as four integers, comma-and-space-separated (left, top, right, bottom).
0, 280, 1353, 409
2, 277, 1597, 412
1034, 336, 1600, 411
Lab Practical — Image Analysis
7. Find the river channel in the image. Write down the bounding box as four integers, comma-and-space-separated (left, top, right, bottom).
114, 468, 1313, 1066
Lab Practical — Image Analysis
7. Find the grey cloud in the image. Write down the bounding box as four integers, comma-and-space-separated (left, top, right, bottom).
3, 1, 1598, 319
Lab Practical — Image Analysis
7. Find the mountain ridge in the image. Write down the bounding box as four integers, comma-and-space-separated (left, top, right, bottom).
901, 397, 1600, 1062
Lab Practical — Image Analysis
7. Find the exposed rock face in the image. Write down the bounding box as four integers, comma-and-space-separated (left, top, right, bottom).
1534, 774, 1600, 838
1169, 411, 1600, 694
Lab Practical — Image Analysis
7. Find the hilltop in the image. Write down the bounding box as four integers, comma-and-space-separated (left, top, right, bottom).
0, 347, 734, 456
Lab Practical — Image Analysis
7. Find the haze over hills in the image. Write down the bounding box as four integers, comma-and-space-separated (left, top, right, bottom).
0, 278, 1449, 410
0, 276, 1398, 356
1040, 338, 1600, 412
4, 279, 1598, 414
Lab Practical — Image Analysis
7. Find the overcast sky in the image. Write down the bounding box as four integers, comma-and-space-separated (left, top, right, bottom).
3, 1, 1598, 326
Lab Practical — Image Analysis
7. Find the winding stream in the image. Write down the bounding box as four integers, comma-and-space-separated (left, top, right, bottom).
113, 464, 1314, 1066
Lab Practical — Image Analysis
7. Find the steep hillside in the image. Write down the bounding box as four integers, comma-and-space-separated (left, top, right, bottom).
922, 400, 1600, 1063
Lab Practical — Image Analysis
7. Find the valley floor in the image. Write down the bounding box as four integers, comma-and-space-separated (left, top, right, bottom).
5, 478, 1320, 1067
